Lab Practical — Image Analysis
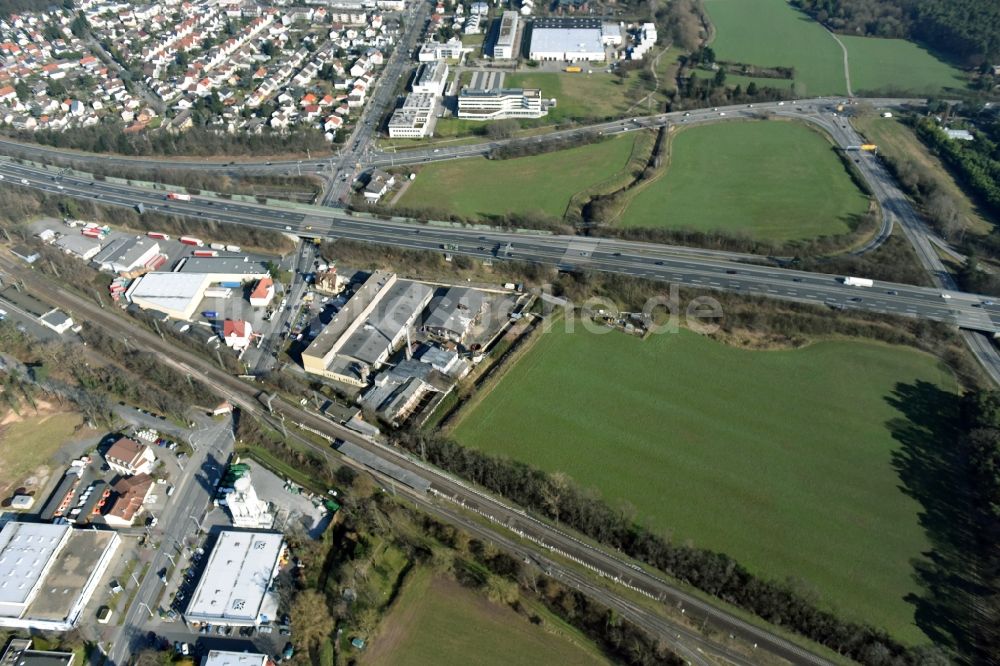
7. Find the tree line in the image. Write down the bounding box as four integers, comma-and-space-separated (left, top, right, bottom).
6, 123, 331, 158
393, 428, 941, 665
951, 390, 1000, 661
792, 0, 1000, 65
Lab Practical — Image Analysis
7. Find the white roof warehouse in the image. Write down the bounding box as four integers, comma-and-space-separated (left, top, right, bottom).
0, 522, 121, 631
184, 531, 285, 627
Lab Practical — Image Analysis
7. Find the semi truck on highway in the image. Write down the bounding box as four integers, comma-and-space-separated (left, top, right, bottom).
166, 193, 192, 201
843, 276, 874, 287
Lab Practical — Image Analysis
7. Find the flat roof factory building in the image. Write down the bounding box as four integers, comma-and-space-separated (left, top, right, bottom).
302, 271, 434, 386
125, 260, 269, 321
184, 531, 286, 627
529, 17, 608, 61
0, 522, 120, 631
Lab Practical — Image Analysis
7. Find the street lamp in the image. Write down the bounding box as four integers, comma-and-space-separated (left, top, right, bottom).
137, 602, 154, 619
188, 514, 203, 533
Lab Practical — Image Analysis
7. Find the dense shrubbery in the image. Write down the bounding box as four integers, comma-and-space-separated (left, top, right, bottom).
7, 124, 330, 158
912, 117, 1000, 219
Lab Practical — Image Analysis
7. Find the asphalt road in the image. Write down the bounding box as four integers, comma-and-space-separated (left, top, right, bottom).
249, 241, 314, 375
105, 417, 234, 665
0, 96, 919, 197
367, 96, 927, 168
318, 0, 431, 206
4, 158, 1000, 337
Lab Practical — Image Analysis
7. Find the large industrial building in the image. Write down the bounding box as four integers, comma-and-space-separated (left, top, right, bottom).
528, 17, 614, 61
184, 531, 285, 627
492, 11, 519, 59
457, 87, 547, 120
0, 522, 120, 631
302, 271, 434, 386
125, 259, 269, 321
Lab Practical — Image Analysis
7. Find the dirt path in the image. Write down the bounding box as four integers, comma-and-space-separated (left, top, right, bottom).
825, 27, 853, 96
623, 44, 672, 116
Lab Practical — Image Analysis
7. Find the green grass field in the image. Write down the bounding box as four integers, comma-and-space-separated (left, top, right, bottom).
396, 135, 635, 220
506, 71, 639, 122
619, 121, 869, 241
704, 0, 963, 95
0, 409, 86, 497
841, 35, 966, 94
452, 327, 960, 642
362, 568, 609, 666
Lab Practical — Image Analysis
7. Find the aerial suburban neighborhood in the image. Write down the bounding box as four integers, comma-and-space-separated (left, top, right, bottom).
0, 0, 999, 664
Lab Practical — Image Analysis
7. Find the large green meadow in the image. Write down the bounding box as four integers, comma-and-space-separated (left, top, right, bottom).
704, 0, 964, 95
452, 326, 959, 642
619, 121, 869, 241
361, 568, 609, 666
396, 135, 635, 220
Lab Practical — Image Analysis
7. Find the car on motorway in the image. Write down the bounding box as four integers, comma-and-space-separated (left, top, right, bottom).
792, 277, 803, 282
887, 290, 898, 295
655, 260, 664, 265
725, 269, 737, 274
849, 297, 863, 302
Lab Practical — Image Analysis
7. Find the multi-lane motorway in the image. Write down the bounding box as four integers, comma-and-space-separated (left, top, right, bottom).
2, 157, 999, 335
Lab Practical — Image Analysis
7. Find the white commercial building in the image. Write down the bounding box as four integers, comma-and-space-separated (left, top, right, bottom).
627, 22, 657, 60
184, 531, 285, 627
412, 61, 449, 95
226, 476, 273, 529
125, 272, 217, 321
528, 17, 607, 62
387, 92, 437, 138
458, 87, 547, 120
493, 11, 519, 59
417, 39, 470, 62
202, 651, 268, 666
0, 522, 120, 631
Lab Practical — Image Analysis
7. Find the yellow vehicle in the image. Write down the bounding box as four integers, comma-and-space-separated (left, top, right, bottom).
565, 66, 582, 73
